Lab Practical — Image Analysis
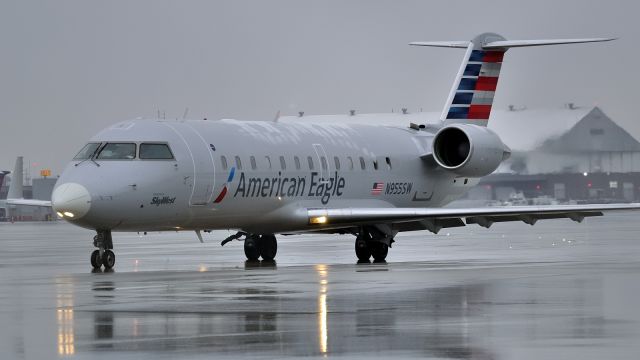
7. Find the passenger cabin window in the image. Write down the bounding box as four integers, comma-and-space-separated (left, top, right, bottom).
360, 157, 366, 170
347, 156, 354, 170
74, 143, 101, 160
96, 143, 136, 160
139, 143, 174, 159
265, 156, 272, 169
321, 157, 328, 170
308, 156, 314, 170
294, 156, 301, 170
221, 156, 228, 170
334, 156, 340, 170
250, 156, 257, 170
280, 156, 286, 170
385, 157, 392, 170
235, 156, 242, 170
373, 159, 378, 170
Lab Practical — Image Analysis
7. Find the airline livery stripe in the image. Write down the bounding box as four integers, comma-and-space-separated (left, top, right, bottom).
463, 63, 482, 76
467, 105, 492, 119
468, 50, 505, 63
471, 90, 495, 105
479, 62, 501, 77
469, 50, 485, 62
482, 51, 504, 63
447, 106, 469, 119
458, 78, 477, 91
452, 92, 474, 105
475, 77, 499, 91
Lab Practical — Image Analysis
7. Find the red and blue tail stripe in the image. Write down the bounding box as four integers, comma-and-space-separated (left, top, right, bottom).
446, 49, 504, 122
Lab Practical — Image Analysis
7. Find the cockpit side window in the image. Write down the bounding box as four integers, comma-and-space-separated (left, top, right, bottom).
139, 143, 174, 160
96, 143, 137, 160
73, 143, 101, 160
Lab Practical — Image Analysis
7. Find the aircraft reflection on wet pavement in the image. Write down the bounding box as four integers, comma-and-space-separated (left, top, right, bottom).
47, 261, 635, 358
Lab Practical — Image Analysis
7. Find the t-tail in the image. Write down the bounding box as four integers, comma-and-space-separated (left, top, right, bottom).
410, 32, 615, 126
7, 156, 24, 200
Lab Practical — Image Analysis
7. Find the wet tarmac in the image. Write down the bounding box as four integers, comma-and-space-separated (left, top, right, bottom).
1, 213, 640, 359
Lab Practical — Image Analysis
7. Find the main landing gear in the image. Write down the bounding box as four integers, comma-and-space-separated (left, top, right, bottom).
355, 226, 396, 263
243, 234, 278, 261
220, 231, 279, 261
91, 230, 115, 270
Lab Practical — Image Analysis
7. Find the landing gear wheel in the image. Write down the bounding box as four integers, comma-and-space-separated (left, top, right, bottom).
244, 235, 260, 261
370, 242, 389, 262
355, 236, 371, 261
259, 234, 278, 261
90, 250, 102, 269
102, 250, 116, 269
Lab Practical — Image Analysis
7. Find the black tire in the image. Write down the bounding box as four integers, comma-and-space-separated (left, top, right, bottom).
102, 250, 116, 269
370, 242, 389, 262
244, 235, 260, 261
91, 250, 102, 269
259, 234, 278, 261
355, 236, 371, 261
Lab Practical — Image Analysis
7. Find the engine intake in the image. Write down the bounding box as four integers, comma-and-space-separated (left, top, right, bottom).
432, 124, 510, 177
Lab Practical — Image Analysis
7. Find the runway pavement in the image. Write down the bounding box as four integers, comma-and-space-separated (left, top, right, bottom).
1, 212, 640, 359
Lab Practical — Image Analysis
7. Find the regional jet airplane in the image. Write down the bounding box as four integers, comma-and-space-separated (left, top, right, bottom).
51, 33, 640, 270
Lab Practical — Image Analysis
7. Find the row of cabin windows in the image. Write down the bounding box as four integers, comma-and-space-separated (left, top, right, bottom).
220, 155, 392, 171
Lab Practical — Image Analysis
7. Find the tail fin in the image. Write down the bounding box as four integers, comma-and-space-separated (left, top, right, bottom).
410, 33, 615, 126
7, 156, 24, 200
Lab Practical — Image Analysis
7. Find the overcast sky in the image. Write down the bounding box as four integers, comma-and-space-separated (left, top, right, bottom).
1, 0, 638, 176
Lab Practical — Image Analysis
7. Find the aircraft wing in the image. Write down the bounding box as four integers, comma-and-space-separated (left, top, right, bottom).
307, 203, 640, 233
6, 199, 52, 207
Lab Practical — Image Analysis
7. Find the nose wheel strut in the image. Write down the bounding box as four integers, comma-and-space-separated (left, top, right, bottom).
91, 230, 115, 270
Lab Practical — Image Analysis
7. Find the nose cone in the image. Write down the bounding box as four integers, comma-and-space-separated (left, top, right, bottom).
52, 183, 92, 219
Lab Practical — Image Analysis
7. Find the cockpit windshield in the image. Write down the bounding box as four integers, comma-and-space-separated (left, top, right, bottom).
96, 143, 137, 160
73, 143, 101, 160
139, 143, 174, 160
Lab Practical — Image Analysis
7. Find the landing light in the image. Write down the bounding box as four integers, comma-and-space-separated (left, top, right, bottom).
63, 212, 75, 218
56, 212, 64, 218
310, 216, 328, 225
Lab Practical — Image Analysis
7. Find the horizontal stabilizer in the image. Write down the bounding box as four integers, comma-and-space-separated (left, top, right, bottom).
483, 37, 616, 49
409, 41, 470, 48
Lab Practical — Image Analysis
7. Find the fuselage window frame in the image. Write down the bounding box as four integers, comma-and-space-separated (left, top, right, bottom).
320, 156, 328, 171
235, 156, 243, 170
347, 156, 354, 170
279, 156, 286, 170
265, 156, 272, 169
294, 156, 301, 170
360, 156, 366, 170
308, 156, 314, 170
250, 156, 257, 170
334, 156, 340, 170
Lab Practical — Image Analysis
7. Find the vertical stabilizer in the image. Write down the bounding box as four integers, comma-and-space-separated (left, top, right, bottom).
441, 32, 506, 126
410, 33, 614, 127
7, 156, 24, 200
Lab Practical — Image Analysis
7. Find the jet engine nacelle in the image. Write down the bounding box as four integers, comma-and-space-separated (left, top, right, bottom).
432, 124, 511, 177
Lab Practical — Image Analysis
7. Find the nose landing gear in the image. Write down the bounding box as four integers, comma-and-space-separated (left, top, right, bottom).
91, 230, 115, 270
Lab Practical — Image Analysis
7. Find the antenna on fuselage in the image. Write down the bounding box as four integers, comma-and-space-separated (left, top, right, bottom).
183, 107, 189, 119
273, 110, 281, 123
